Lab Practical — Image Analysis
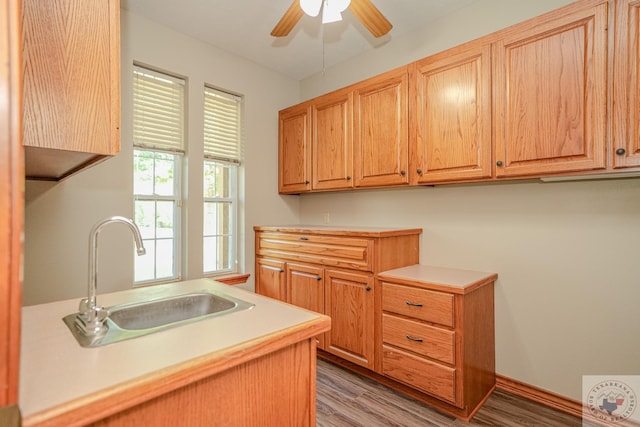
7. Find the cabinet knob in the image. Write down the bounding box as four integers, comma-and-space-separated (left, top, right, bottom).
400, 170, 406, 176
616, 148, 626, 156
316, 276, 322, 281
416, 168, 423, 175
305, 180, 310, 185
299, 237, 309, 241
406, 335, 424, 343
279, 269, 284, 273
496, 160, 503, 167
365, 286, 372, 291
405, 301, 423, 307
346, 176, 352, 181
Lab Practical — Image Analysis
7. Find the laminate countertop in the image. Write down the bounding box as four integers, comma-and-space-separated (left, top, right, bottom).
378, 264, 498, 294
254, 224, 423, 237
19, 279, 330, 425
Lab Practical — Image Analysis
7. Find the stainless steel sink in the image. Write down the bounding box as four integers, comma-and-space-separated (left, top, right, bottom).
63, 290, 254, 348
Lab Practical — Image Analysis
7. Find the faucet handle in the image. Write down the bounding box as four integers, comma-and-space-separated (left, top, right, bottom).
78, 297, 90, 315
76, 299, 109, 336
95, 306, 109, 323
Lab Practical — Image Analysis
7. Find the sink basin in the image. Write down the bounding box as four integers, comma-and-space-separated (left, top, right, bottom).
63, 290, 254, 348
109, 292, 240, 330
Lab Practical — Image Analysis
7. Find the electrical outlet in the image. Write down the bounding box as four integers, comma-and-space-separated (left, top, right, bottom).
323, 212, 330, 224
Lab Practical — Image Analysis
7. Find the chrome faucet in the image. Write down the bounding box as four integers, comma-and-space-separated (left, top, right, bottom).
75, 216, 146, 336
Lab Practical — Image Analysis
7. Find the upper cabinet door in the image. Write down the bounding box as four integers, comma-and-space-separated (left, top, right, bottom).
22, 0, 120, 179
613, 0, 640, 168
279, 104, 312, 194
493, 1, 608, 177
411, 41, 492, 184
312, 90, 354, 191
354, 67, 409, 188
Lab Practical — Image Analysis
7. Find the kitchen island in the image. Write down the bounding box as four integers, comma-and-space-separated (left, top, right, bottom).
20, 279, 330, 426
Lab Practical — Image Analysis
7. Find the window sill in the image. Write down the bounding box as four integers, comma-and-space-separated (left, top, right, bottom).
211, 273, 250, 286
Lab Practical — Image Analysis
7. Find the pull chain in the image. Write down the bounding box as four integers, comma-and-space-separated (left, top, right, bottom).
322, 17, 326, 77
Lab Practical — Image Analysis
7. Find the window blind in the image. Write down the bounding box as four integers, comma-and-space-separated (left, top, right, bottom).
204, 87, 242, 163
133, 65, 185, 152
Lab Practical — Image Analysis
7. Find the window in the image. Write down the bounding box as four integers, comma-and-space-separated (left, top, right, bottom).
132, 65, 185, 284
203, 86, 242, 275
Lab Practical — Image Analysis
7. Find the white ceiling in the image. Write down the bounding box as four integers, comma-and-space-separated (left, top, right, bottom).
120, 0, 477, 81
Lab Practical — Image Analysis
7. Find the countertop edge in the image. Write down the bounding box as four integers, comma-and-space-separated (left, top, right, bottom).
23, 315, 331, 427
378, 265, 498, 295
253, 225, 423, 238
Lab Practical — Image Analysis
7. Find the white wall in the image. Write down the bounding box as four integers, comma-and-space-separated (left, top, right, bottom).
302, 0, 575, 98
23, 10, 301, 305
295, 0, 640, 402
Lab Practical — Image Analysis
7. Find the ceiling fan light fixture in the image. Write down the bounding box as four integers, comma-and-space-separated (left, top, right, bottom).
322, 1, 343, 23
300, 0, 322, 17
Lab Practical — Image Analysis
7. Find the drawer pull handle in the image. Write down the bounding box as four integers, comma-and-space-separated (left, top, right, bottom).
299, 237, 309, 241
406, 335, 423, 342
405, 301, 423, 307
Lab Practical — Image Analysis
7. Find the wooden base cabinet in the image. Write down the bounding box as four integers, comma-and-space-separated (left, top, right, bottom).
255, 258, 286, 301
254, 226, 421, 369
288, 263, 325, 349
324, 269, 374, 368
378, 265, 497, 421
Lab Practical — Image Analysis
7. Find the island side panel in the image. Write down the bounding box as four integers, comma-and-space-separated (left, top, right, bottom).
89, 339, 316, 427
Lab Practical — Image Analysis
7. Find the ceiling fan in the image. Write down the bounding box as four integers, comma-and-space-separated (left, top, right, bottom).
271, 0, 392, 38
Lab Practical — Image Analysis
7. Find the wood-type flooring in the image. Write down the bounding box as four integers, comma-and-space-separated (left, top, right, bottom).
316, 359, 598, 427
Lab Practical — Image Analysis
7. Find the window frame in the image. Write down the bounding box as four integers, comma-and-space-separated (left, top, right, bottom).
202, 85, 243, 277
203, 159, 239, 276
132, 63, 186, 285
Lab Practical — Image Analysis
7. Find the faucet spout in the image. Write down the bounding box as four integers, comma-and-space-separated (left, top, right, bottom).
76, 216, 146, 336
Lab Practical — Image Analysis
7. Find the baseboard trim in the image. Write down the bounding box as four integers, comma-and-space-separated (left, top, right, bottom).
496, 374, 583, 418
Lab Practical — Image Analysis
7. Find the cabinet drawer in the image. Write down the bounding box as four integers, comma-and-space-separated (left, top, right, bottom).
257, 232, 373, 271
382, 314, 454, 365
382, 282, 454, 327
383, 346, 456, 404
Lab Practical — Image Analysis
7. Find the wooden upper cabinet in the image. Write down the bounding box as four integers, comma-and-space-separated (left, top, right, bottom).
613, 0, 640, 168
312, 89, 354, 190
22, 0, 121, 180
354, 67, 409, 187
410, 41, 492, 184
493, 0, 608, 178
278, 103, 312, 193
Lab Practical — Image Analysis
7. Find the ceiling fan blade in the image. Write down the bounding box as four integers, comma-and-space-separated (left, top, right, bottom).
348, 0, 392, 38
271, 1, 304, 37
